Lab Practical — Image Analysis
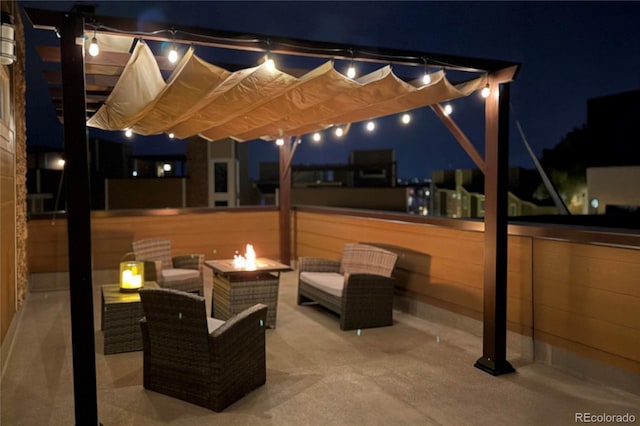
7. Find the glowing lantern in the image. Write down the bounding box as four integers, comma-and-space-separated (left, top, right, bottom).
119, 261, 144, 292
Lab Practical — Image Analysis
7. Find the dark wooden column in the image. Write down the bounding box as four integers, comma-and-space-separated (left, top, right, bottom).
474, 78, 515, 376
278, 139, 292, 265
60, 11, 100, 423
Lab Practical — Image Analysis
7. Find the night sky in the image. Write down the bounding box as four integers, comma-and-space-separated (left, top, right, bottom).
21, 1, 640, 180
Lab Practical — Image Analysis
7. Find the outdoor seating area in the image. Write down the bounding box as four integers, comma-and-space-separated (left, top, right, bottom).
2, 268, 639, 425
298, 243, 398, 330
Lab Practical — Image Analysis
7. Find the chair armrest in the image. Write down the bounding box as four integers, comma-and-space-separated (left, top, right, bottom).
343, 273, 395, 296
340, 273, 395, 330
298, 257, 341, 273
142, 260, 163, 283
173, 254, 204, 271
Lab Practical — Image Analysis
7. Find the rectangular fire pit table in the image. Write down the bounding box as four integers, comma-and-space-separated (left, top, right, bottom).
101, 281, 159, 354
205, 258, 291, 328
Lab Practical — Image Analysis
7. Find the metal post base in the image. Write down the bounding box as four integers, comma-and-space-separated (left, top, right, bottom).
474, 357, 515, 376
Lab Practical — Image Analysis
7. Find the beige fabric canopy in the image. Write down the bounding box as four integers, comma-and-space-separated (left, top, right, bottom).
87, 42, 487, 142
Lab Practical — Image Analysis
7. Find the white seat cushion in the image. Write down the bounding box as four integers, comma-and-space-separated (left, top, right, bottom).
162, 268, 200, 282
207, 317, 225, 334
300, 272, 344, 298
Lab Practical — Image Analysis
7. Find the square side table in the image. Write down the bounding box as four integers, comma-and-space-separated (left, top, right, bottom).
101, 281, 159, 354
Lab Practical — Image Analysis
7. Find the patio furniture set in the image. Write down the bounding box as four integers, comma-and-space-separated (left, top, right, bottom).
100, 240, 398, 412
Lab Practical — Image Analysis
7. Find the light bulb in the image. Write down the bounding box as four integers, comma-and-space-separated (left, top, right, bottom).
481, 84, 491, 98
347, 64, 356, 79
265, 56, 276, 71
57, 159, 65, 167
312, 132, 321, 142
125, 128, 133, 137
335, 127, 344, 137
366, 121, 375, 132
88, 36, 99, 57
444, 104, 453, 116
401, 113, 411, 124
275, 138, 284, 146
132, 170, 138, 177
422, 72, 431, 85
168, 47, 178, 64
168, 132, 175, 139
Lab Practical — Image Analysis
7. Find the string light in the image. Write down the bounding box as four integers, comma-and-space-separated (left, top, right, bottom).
422, 57, 431, 85
168, 30, 178, 63
443, 104, 453, 116
264, 40, 276, 71
481, 83, 491, 98
401, 113, 411, 124
347, 49, 356, 79
124, 128, 133, 137
312, 132, 321, 142
366, 121, 375, 132
335, 127, 344, 137
275, 137, 284, 146
88, 30, 99, 57
168, 133, 175, 139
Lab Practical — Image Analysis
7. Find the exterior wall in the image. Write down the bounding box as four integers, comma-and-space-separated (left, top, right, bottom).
1, 0, 26, 348
185, 137, 209, 207
27, 207, 279, 273
106, 178, 186, 209
587, 166, 640, 214
292, 187, 408, 211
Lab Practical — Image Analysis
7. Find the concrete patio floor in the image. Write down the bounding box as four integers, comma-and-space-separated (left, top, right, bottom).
2, 270, 639, 425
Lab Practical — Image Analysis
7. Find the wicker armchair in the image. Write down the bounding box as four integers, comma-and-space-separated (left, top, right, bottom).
132, 239, 204, 295
297, 243, 398, 330
139, 288, 268, 412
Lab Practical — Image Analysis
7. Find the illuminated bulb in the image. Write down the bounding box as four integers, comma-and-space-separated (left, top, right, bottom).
444, 104, 453, 116
168, 47, 178, 64
422, 72, 431, 85
163, 163, 172, 172
401, 113, 411, 124
312, 132, 321, 142
335, 127, 344, 137
125, 128, 133, 137
275, 138, 284, 146
132, 171, 138, 177
57, 159, 66, 167
347, 64, 356, 79
481, 84, 491, 98
88, 36, 99, 57
265, 56, 276, 71
366, 121, 375, 132
168, 133, 175, 139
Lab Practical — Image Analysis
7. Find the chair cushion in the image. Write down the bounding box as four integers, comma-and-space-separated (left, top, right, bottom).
300, 272, 344, 298
207, 317, 225, 334
162, 268, 200, 282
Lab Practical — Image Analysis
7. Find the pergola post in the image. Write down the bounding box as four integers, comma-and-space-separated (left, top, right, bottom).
278, 138, 294, 265
60, 10, 100, 423
474, 77, 515, 376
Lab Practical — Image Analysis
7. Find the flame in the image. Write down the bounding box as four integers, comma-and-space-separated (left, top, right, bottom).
232, 244, 257, 269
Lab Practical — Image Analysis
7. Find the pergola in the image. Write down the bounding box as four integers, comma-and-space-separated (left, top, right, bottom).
26, 5, 519, 424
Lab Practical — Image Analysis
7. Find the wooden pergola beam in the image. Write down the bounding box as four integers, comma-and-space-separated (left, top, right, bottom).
431, 104, 486, 174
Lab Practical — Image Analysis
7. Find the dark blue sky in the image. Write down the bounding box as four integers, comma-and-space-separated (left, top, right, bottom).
22, 1, 640, 180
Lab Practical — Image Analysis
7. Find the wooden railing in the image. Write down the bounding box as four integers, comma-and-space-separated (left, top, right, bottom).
27, 205, 640, 375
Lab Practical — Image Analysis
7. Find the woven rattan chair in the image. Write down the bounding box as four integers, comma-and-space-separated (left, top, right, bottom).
132, 239, 204, 295
139, 288, 268, 412
298, 243, 398, 330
